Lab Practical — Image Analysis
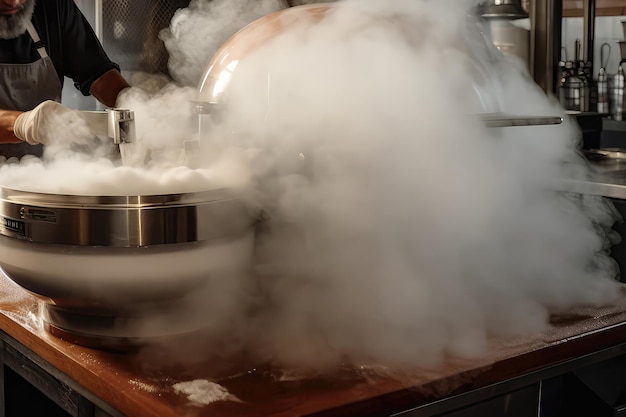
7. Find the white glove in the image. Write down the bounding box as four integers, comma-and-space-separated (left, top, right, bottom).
14, 100, 91, 146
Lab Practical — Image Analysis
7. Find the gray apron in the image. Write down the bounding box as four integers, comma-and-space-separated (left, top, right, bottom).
0, 21, 62, 158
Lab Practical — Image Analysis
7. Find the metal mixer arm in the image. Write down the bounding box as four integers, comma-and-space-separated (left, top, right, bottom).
480, 113, 564, 127
78, 109, 136, 144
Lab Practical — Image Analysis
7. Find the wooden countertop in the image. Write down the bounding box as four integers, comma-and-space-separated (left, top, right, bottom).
563, 0, 626, 17
0, 274, 626, 417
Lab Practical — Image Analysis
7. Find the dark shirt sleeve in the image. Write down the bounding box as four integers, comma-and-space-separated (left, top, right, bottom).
40, 0, 120, 96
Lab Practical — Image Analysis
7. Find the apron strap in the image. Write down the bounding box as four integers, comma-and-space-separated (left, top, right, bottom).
25, 21, 48, 59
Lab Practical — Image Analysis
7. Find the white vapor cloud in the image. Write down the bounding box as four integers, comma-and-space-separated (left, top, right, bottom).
0, 0, 622, 373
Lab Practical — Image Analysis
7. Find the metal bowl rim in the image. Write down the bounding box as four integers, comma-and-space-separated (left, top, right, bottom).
0, 186, 239, 209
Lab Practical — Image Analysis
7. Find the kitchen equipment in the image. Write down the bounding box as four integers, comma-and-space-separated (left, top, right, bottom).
0, 187, 257, 349
79, 109, 141, 165
480, 113, 563, 127
479, 0, 530, 70
610, 64, 625, 120
561, 73, 588, 111
478, 0, 530, 69
78, 108, 137, 165
486, 20, 530, 70
584, 148, 626, 168
620, 41, 626, 62
78, 108, 141, 165
195, 4, 562, 132
79, 108, 135, 146
196, 4, 330, 117
597, 43, 610, 114
559, 39, 592, 112
478, 0, 528, 20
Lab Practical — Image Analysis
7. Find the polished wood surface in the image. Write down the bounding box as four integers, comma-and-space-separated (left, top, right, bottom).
0, 273, 625, 417
563, 0, 626, 16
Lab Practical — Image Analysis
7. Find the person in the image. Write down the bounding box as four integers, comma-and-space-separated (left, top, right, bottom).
0, 0, 130, 158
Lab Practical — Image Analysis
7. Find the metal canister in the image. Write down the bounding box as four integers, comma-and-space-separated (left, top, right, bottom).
597, 67, 609, 114
561, 73, 586, 111
610, 65, 625, 120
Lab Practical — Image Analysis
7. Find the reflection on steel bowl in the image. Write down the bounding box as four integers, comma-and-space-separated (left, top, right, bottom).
0, 186, 257, 349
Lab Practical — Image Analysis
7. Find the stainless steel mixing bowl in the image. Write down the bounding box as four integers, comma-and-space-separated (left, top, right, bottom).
0, 186, 257, 348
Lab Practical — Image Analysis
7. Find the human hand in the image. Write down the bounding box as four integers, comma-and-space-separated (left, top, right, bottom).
13, 100, 91, 145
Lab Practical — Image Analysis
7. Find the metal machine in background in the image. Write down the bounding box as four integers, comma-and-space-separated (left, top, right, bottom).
194, 3, 564, 143
479, 0, 529, 19
479, 0, 583, 104
501, 0, 626, 152
527, 0, 563, 96
479, 0, 531, 72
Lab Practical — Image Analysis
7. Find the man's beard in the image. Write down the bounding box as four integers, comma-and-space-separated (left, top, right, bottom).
0, 0, 36, 40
